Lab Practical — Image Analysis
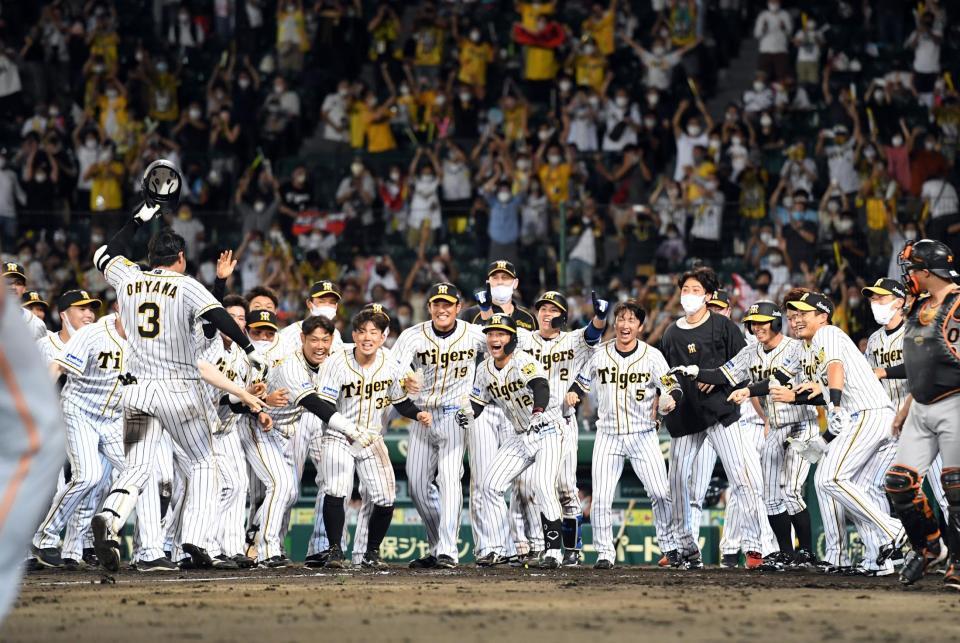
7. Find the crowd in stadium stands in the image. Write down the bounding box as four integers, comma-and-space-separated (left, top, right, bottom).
0, 0, 958, 348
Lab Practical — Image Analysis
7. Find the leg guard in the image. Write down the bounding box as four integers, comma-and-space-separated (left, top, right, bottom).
560, 517, 579, 551
941, 468, 960, 563
884, 465, 940, 553
542, 513, 562, 553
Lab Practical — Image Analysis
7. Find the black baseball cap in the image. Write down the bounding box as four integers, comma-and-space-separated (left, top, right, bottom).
786, 292, 834, 316
3, 262, 25, 281
309, 280, 341, 300
427, 282, 460, 304
483, 313, 518, 335
248, 309, 279, 331
57, 289, 102, 310
362, 302, 391, 322
21, 291, 48, 309
534, 290, 568, 312
861, 278, 906, 300
487, 260, 517, 279
707, 289, 730, 308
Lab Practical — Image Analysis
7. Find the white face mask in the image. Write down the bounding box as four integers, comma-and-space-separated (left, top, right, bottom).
760, 115, 773, 127
60, 313, 77, 337
687, 125, 701, 137
615, 95, 629, 107
497, 190, 511, 203
760, 232, 776, 246
311, 303, 338, 319
559, 80, 572, 92
753, 81, 765, 92
547, 154, 562, 166
871, 301, 899, 325
490, 284, 514, 305
731, 135, 743, 146
646, 93, 659, 106
189, 108, 201, 119
680, 293, 706, 316
892, 135, 904, 147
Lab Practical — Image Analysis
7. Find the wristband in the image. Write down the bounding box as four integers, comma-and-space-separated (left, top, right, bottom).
823, 429, 836, 443
532, 407, 544, 415
829, 388, 842, 407
228, 393, 241, 405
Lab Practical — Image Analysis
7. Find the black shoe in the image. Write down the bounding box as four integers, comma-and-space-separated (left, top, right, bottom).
660, 550, 681, 568
91, 514, 121, 573
683, 554, 704, 570
510, 550, 542, 568
561, 550, 581, 567
824, 565, 852, 574
408, 554, 438, 569
877, 531, 908, 566
62, 558, 83, 571
594, 558, 614, 570
476, 552, 507, 567
361, 550, 388, 569
899, 542, 948, 586
720, 553, 739, 569
304, 551, 329, 568
262, 555, 291, 569
137, 557, 177, 572
324, 546, 346, 569
82, 548, 99, 568
758, 553, 786, 572
436, 554, 457, 569
791, 548, 816, 569
213, 554, 240, 570
182, 543, 213, 569
177, 558, 195, 570
233, 554, 256, 569
530, 554, 560, 569
33, 546, 65, 569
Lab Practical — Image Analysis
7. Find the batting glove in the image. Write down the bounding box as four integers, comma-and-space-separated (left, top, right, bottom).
669, 365, 699, 379
473, 285, 492, 312
455, 409, 474, 431
244, 349, 269, 378
357, 430, 380, 449
787, 435, 828, 463
827, 408, 849, 437
591, 290, 610, 320
132, 202, 162, 226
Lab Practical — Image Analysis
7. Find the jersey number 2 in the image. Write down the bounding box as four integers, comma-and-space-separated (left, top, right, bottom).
137, 302, 161, 339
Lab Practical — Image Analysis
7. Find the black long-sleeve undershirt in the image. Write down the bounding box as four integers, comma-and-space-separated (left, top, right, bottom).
200, 307, 253, 353
299, 392, 422, 423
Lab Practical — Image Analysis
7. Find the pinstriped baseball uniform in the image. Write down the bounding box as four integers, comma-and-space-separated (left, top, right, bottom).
807, 325, 902, 562
32, 316, 129, 561
22, 306, 48, 340
575, 340, 679, 561
98, 255, 225, 553
36, 331, 66, 366
392, 320, 486, 561
472, 350, 564, 557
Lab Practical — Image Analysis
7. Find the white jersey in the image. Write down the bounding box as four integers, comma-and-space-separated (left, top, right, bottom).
316, 347, 408, 431
197, 337, 249, 431
717, 336, 817, 429
392, 320, 486, 412
280, 319, 344, 355
55, 314, 127, 420
809, 325, 893, 413
518, 327, 596, 417
471, 350, 564, 431
22, 308, 47, 339
103, 256, 221, 380
36, 330, 66, 366
267, 348, 325, 430
864, 323, 908, 412
253, 332, 289, 371
575, 340, 678, 435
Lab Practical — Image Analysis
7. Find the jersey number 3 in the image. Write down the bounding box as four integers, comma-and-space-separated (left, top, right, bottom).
137, 302, 161, 339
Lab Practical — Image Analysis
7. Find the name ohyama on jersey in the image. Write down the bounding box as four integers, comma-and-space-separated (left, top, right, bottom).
413, 347, 477, 367
123, 279, 179, 298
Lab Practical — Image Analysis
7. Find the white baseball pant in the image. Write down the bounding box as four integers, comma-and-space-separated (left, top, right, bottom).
718, 419, 778, 557
469, 405, 508, 557
239, 419, 296, 561
592, 429, 676, 562
853, 435, 898, 569
206, 428, 248, 558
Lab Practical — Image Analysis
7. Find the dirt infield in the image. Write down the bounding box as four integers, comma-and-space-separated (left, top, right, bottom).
4, 566, 960, 643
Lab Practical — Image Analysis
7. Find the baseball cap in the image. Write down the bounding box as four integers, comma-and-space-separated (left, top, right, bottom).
57, 289, 102, 311
21, 291, 48, 309
247, 309, 279, 331
483, 313, 518, 335
309, 280, 341, 300
487, 260, 517, 279
861, 278, 906, 300
427, 282, 460, 304
362, 302, 391, 322
3, 262, 26, 281
534, 290, 568, 312
707, 290, 730, 308
786, 292, 834, 316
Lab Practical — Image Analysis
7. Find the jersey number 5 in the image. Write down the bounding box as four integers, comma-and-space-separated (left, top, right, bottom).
137, 302, 161, 339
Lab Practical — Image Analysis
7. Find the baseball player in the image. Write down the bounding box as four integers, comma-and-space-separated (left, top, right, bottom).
659, 267, 763, 570
91, 212, 266, 573
468, 314, 566, 568
21, 291, 48, 321
36, 290, 101, 365
506, 290, 607, 566
392, 282, 488, 569
459, 260, 536, 561
567, 300, 680, 569
783, 291, 905, 574
685, 300, 819, 568
4, 262, 47, 339
883, 239, 960, 589
0, 294, 65, 621
313, 307, 432, 568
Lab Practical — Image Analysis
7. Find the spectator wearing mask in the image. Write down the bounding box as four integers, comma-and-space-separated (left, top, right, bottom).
779, 143, 817, 195
742, 72, 775, 117
881, 119, 913, 192
921, 172, 960, 251
451, 85, 480, 140
453, 18, 494, 100
567, 200, 598, 289
909, 130, 949, 196
172, 101, 209, 166
320, 80, 351, 144
624, 34, 699, 93
363, 91, 397, 154
439, 141, 472, 235
753, 0, 792, 81
0, 148, 25, 247
170, 204, 205, 263
407, 149, 443, 250
905, 11, 942, 108
601, 87, 641, 153
582, 0, 617, 57
792, 18, 824, 89
775, 188, 818, 274
536, 142, 575, 207
337, 158, 377, 253
482, 173, 523, 266
686, 170, 724, 264
513, 11, 565, 100
816, 120, 863, 197
147, 58, 180, 128
168, 6, 205, 56
562, 89, 601, 152
378, 164, 408, 235
276, 1, 309, 76
95, 78, 129, 142
672, 98, 712, 181
235, 165, 281, 237
278, 164, 315, 234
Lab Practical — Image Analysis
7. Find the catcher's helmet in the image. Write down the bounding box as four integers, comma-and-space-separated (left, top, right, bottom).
534, 290, 568, 329
483, 313, 518, 354
899, 239, 959, 294
742, 300, 783, 334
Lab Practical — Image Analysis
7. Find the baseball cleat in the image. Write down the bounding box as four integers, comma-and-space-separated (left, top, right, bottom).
233, 554, 256, 569
757, 553, 786, 572
682, 554, 704, 570
720, 553, 739, 569
304, 551, 330, 568
435, 554, 457, 569
846, 561, 895, 577
476, 552, 507, 567
82, 548, 99, 568
534, 555, 560, 569
408, 555, 438, 569
944, 564, 960, 591
213, 554, 240, 570
361, 551, 388, 569
32, 547, 65, 569
261, 555, 291, 569
182, 543, 214, 569
561, 550, 582, 567
62, 558, 84, 571
745, 551, 764, 570
791, 548, 816, 569
510, 550, 542, 568
137, 557, 178, 572
177, 558, 196, 570
594, 558, 614, 570
91, 513, 121, 573
899, 541, 948, 586
877, 530, 908, 567
324, 546, 346, 569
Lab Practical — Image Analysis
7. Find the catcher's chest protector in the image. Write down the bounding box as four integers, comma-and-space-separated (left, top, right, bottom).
904, 289, 960, 404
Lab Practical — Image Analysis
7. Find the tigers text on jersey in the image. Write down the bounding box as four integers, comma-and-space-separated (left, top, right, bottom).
518, 328, 596, 416
809, 325, 893, 412
37, 330, 66, 366
55, 314, 128, 420
471, 350, 563, 431
316, 348, 408, 431
575, 341, 678, 434
267, 349, 326, 429
104, 256, 221, 380
718, 336, 817, 428
865, 324, 908, 411
392, 320, 486, 411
